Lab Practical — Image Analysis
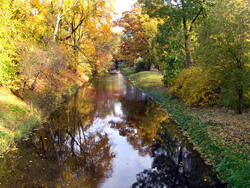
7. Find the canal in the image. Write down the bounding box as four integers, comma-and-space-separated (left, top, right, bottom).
0, 72, 224, 187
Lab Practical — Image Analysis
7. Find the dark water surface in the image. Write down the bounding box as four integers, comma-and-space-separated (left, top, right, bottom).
0, 73, 225, 187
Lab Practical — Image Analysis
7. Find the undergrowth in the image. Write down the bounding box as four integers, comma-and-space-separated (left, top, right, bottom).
0, 81, 79, 155
0, 102, 42, 154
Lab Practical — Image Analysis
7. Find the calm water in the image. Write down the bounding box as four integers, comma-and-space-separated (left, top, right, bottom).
0, 73, 225, 187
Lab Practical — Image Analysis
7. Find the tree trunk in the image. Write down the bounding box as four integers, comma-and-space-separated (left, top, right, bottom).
53, 0, 62, 41
30, 72, 40, 90
53, 14, 61, 41
182, 16, 192, 68
21, 79, 28, 99
184, 33, 192, 68
236, 58, 243, 114
238, 85, 243, 114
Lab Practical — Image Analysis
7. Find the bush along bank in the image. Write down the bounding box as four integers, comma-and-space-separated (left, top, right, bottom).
0, 69, 86, 156
121, 69, 249, 187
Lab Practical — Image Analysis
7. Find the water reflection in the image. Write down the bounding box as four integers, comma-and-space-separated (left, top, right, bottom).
132, 121, 223, 187
0, 73, 224, 187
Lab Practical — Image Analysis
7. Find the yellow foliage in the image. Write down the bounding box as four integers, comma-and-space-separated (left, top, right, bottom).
169, 67, 219, 106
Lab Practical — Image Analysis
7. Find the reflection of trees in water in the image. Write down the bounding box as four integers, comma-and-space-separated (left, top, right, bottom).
132, 122, 224, 188
0, 75, 224, 187
0, 87, 116, 187
0, 126, 115, 187
41, 89, 115, 187
111, 99, 168, 156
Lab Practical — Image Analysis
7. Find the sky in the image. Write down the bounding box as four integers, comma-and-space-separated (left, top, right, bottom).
112, 0, 138, 33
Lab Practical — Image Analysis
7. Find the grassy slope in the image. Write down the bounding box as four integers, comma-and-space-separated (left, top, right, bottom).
123, 68, 249, 187
0, 87, 42, 154
0, 69, 87, 155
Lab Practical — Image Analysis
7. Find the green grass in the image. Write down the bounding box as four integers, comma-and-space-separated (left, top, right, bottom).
0, 87, 43, 155
121, 67, 136, 76
122, 69, 250, 187
0, 81, 79, 155
0, 103, 42, 154
129, 71, 164, 90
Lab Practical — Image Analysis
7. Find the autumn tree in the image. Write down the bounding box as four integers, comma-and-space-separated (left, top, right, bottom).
116, 4, 148, 66
0, 0, 116, 107
116, 4, 147, 67
116, 3, 162, 70
1, 0, 114, 83
0, 0, 15, 86
0, 0, 33, 87
53, 0, 114, 74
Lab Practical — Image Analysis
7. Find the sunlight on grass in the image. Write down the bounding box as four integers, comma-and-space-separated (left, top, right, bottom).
129, 71, 164, 90
122, 67, 136, 75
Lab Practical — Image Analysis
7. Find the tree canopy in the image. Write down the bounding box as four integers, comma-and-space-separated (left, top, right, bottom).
0, 0, 118, 93
117, 0, 249, 114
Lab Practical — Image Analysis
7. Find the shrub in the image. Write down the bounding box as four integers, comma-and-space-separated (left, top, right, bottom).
118, 63, 126, 70
169, 67, 219, 106
135, 61, 151, 72
162, 58, 184, 86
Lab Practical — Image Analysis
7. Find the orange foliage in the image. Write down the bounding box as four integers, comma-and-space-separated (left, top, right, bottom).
115, 3, 149, 66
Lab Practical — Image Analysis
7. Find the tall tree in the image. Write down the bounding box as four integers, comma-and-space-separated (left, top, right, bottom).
0, 0, 34, 87
139, 0, 205, 68
116, 4, 148, 66
0, 0, 115, 92
116, 3, 161, 68
195, 0, 249, 114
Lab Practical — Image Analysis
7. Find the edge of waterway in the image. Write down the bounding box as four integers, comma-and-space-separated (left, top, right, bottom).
121, 68, 249, 187
0, 69, 87, 156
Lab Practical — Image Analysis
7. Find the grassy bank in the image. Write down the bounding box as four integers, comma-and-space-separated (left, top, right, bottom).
0, 69, 87, 156
122, 68, 249, 187
0, 87, 42, 154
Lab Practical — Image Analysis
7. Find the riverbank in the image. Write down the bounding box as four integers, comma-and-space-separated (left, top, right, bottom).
121, 67, 249, 187
0, 68, 88, 155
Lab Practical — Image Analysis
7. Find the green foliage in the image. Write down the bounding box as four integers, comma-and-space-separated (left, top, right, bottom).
217, 155, 249, 187
140, 0, 205, 68
0, 131, 8, 139
162, 58, 184, 86
135, 60, 151, 72
117, 63, 126, 70
155, 19, 185, 86
62, 83, 78, 101
0, 0, 18, 87
169, 67, 219, 107
121, 67, 136, 76
218, 68, 249, 111
0, 102, 42, 154
195, 0, 250, 113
